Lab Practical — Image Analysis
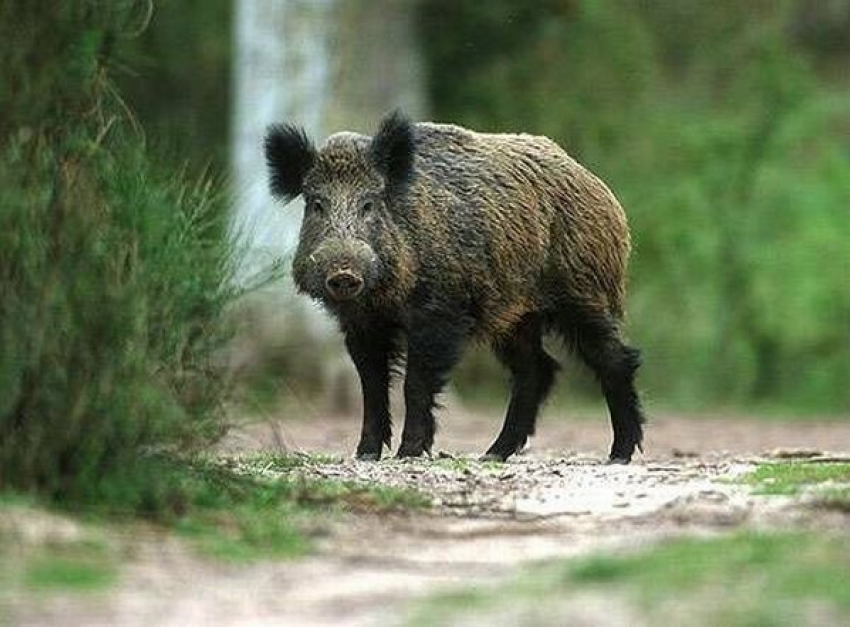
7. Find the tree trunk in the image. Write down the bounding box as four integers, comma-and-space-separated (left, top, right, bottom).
229, 0, 426, 411
230, 0, 425, 285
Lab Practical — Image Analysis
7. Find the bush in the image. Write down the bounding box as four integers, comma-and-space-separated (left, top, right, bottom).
0, 1, 241, 508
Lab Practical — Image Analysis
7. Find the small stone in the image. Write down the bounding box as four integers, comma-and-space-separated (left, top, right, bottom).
672, 448, 698, 458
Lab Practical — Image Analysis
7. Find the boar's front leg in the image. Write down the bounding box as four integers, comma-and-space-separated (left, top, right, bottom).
345, 326, 398, 461
397, 304, 471, 458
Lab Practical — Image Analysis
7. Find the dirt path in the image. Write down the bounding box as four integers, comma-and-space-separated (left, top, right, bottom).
8, 413, 850, 626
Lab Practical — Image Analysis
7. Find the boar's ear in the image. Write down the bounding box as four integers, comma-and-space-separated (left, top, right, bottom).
369, 110, 415, 193
264, 124, 317, 202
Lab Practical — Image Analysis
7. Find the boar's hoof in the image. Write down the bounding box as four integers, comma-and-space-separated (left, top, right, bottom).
606, 455, 632, 465
479, 452, 508, 463
356, 451, 381, 462
396, 444, 429, 459
481, 437, 526, 462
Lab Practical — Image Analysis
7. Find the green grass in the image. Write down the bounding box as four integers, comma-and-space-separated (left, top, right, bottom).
0, 519, 118, 597
232, 452, 344, 473
2, 455, 430, 568
0, 455, 430, 576
348, 483, 432, 511
174, 453, 430, 561
116, 457, 427, 562
5, 454, 430, 568
432, 456, 506, 472
569, 533, 842, 591
175, 475, 429, 562
570, 533, 850, 625
175, 507, 307, 562
23, 542, 117, 592
163, 463, 310, 561
407, 533, 850, 626
0, 492, 37, 508
742, 462, 850, 495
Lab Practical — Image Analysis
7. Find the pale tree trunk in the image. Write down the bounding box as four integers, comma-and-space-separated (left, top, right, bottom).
326, 0, 426, 131
231, 0, 333, 280
230, 0, 425, 414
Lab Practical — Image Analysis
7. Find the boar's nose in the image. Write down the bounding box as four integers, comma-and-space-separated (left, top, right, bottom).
325, 269, 364, 301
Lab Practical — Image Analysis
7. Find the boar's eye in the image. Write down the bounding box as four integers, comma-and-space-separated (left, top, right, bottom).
360, 200, 374, 216
309, 198, 324, 215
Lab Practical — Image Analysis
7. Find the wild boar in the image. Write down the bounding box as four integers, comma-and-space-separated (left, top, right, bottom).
265, 111, 644, 462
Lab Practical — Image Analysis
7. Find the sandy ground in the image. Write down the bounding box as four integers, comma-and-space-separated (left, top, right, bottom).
5, 411, 850, 626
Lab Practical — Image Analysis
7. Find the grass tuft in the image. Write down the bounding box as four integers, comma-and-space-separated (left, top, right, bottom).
742, 462, 850, 495
0, 529, 118, 596
25, 552, 117, 592
126, 457, 430, 562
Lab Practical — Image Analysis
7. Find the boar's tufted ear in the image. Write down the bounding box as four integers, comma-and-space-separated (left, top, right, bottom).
264, 124, 317, 203
369, 110, 415, 192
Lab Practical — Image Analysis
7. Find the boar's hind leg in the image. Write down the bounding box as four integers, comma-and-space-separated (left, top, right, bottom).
483, 315, 559, 462
571, 309, 645, 464
397, 306, 472, 458
345, 327, 399, 461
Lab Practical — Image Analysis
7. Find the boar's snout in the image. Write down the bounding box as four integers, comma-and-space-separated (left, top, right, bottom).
325, 269, 364, 301
302, 237, 376, 302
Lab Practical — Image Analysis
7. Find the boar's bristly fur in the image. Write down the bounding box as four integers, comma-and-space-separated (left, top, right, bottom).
264, 111, 645, 463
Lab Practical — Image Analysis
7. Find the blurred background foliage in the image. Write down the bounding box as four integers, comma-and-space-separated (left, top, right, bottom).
115, 0, 232, 175
116, 0, 849, 414
2, 0, 848, 507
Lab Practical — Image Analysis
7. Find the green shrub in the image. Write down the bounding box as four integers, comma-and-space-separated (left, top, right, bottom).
0, 1, 243, 509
